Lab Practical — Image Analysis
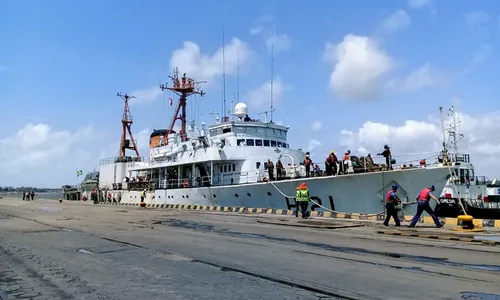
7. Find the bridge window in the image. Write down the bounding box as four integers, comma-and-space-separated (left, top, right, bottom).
471, 169, 475, 181
224, 165, 227, 172
271, 140, 277, 147
264, 140, 270, 146
233, 164, 236, 170
222, 127, 231, 133
277, 141, 282, 147
246, 139, 254, 146
255, 139, 263, 146
237, 139, 245, 146
256, 162, 261, 169
219, 166, 223, 173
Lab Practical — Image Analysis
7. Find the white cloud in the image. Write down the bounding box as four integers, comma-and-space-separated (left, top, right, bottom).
129, 38, 252, 105
462, 44, 491, 74
310, 120, 322, 131
395, 63, 446, 92
249, 15, 274, 35
323, 34, 393, 101
408, 0, 431, 9
266, 33, 292, 54
339, 107, 500, 177
378, 10, 412, 34
0, 123, 97, 187
169, 38, 251, 84
466, 11, 490, 27
242, 78, 291, 109
129, 87, 164, 106
308, 139, 322, 151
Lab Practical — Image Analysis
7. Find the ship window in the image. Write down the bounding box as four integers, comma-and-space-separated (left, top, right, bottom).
235, 127, 245, 134
233, 164, 235, 170
471, 169, 475, 181
280, 142, 286, 148
219, 166, 223, 173
465, 169, 470, 181
459, 169, 465, 184
222, 127, 231, 133
224, 165, 227, 172
237, 139, 245, 146
221, 139, 226, 146
256, 162, 261, 169
277, 142, 282, 147
271, 140, 277, 147
264, 140, 270, 146
255, 139, 263, 146
246, 139, 254, 146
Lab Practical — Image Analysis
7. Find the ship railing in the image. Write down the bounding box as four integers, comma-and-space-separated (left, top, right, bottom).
126, 181, 156, 191
157, 176, 212, 189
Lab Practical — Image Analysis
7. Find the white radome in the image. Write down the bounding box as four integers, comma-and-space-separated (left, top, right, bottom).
234, 102, 248, 118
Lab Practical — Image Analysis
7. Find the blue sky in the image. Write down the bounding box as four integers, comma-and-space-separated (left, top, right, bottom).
1, 0, 500, 187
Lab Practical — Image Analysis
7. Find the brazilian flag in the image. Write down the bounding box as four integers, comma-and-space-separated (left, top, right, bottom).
77, 170, 83, 177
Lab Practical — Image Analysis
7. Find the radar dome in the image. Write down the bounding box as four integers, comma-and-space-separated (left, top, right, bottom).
234, 102, 248, 118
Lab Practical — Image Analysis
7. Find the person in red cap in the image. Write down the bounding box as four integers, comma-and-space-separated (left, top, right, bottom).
295, 182, 310, 219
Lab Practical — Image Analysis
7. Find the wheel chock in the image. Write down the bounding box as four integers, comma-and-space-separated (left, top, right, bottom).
140, 202, 146, 208
453, 215, 483, 232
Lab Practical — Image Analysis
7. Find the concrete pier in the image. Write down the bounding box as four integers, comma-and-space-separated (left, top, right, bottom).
1, 198, 500, 300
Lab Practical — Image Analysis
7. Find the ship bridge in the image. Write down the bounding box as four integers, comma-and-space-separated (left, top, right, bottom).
121, 102, 305, 191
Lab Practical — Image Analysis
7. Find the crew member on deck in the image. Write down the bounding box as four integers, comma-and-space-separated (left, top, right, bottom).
384, 184, 401, 227
325, 151, 338, 176
377, 144, 393, 170
267, 159, 275, 181
409, 185, 443, 228
276, 159, 283, 180
295, 182, 310, 219
304, 153, 312, 177
140, 189, 146, 203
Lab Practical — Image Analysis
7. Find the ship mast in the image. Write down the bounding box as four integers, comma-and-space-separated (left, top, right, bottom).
116, 93, 141, 160
447, 105, 464, 155
160, 68, 206, 143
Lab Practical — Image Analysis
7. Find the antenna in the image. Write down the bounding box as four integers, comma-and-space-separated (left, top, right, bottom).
270, 26, 275, 123
116, 92, 141, 160
237, 46, 240, 102
222, 25, 227, 121
446, 105, 464, 155
258, 109, 273, 123
439, 106, 447, 152
159, 68, 206, 143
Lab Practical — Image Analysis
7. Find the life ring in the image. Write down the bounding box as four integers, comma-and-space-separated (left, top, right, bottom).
183, 180, 188, 188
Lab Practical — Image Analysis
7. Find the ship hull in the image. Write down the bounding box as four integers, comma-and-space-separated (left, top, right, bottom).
118, 167, 450, 215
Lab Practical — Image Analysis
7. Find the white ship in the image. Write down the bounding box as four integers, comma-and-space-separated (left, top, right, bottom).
83, 69, 461, 216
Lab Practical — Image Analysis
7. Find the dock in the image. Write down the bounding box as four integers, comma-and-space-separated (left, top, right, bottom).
1, 197, 500, 300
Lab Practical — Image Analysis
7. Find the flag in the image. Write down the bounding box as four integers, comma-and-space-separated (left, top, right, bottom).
77, 170, 83, 177
169, 96, 173, 107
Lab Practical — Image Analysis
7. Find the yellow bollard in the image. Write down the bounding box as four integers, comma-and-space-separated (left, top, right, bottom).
453, 215, 483, 232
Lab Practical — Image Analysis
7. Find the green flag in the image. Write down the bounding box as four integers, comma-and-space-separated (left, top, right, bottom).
77, 170, 83, 177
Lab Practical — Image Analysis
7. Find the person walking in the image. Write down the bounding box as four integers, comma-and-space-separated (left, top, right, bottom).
409, 185, 443, 228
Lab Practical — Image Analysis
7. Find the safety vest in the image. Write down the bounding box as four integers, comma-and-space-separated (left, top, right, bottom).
417, 188, 431, 201
141, 191, 146, 197
295, 189, 309, 202
386, 190, 395, 203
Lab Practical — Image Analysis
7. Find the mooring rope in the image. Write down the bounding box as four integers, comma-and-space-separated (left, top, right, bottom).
268, 181, 395, 217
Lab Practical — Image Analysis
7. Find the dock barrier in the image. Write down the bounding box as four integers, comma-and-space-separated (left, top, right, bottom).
63, 200, 500, 228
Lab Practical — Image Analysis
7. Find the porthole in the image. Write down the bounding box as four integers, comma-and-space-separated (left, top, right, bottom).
235, 194, 239, 197
186, 195, 189, 198
247, 193, 251, 197
213, 194, 217, 198
203, 194, 207, 198
182, 195, 185, 198
267, 192, 272, 196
